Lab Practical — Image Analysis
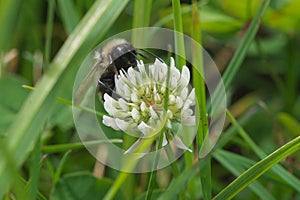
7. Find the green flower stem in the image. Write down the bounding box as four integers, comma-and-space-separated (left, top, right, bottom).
104, 116, 168, 200
165, 138, 185, 200
103, 136, 158, 200
128, 2, 153, 198
145, 132, 164, 200
172, 0, 186, 70
146, 44, 172, 200
165, 138, 180, 178
158, 157, 207, 199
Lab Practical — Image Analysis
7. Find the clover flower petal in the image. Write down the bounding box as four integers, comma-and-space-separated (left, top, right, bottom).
103, 116, 120, 130
103, 57, 196, 154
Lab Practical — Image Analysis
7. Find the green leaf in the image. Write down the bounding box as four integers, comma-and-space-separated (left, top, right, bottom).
211, 0, 270, 109
269, 0, 292, 9
221, 0, 300, 32
277, 112, 300, 136
158, 4, 243, 35
0, 76, 29, 133
280, 0, 300, 19
50, 174, 125, 200
199, 5, 243, 34
221, 0, 260, 21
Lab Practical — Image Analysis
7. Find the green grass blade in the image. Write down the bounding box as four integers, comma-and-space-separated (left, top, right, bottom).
213, 135, 300, 200
44, 0, 55, 67
0, 0, 23, 51
171, 1, 189, 199
172, 0, 186, 69
158, 160, 207, 200
211, 0, 270, 108
130, 2, 154, 198
153, 5, 192, 28
191, 1, 211, 199
214, 150, 276, 200
215, 110, 254, 149
57, 0, 80, 35
131, 0, 152, 46
27, 136, 42, 200
53, 150, 71, 186
284, 37, 297, 112
0, 0, 129, 196
226, 110, 300, 193
146, 39, 171, 200
132, 0, 152, 28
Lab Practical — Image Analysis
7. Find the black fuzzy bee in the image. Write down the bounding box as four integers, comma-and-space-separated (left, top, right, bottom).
96, 39, 138, 97
74, 39, 162, 104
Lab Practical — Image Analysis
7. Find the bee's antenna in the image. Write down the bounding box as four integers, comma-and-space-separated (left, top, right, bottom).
135, 52, 151, 62
136, 48, 164, 63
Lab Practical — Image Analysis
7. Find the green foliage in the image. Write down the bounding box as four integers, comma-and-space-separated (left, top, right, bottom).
0, 0, 300, 199
50, 174, 125, 200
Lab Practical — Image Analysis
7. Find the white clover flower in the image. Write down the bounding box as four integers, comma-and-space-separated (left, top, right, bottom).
103, 57, 195, 154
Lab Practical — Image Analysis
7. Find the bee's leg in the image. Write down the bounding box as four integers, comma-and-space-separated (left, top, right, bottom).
98, 69, 114, 96
106, 62, 119, 76
98, 76, 124, 100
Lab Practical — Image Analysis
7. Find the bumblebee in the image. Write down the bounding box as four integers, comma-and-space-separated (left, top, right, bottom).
74, 39, 161, 104
96, 39, 138, 97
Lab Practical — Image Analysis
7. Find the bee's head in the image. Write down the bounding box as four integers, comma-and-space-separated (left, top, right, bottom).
111, 43, 137, 71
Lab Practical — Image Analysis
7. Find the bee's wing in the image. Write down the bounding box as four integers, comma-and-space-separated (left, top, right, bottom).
74, 61, 106, 105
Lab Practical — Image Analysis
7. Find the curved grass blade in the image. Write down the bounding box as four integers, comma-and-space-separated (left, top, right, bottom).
213, 135, 300, 200
0, 0, 129, 196
214, 150, 276, 200
210, 0, 270, 109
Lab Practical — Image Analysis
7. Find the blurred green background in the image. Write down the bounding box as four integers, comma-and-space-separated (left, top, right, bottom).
0, 0, 299, 199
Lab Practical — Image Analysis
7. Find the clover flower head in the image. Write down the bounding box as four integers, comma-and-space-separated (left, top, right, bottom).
103, 57, 195, 153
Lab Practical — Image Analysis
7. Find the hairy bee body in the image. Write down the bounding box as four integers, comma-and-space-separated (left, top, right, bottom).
96, 39, 137, 97
74, 39, 137, 104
